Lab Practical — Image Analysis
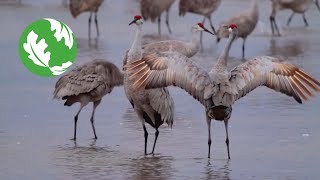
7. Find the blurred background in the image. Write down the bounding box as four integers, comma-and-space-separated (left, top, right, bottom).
0, 0, 320, 179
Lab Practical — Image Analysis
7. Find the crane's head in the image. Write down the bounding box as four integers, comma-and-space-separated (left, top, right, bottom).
192, 23, 215, 35
129, 15, 143, 26
216, 24, 238, 43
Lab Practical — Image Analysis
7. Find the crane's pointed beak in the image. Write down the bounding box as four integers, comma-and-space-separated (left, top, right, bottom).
203, 28, 215, 36
315, 0, 320, 12
129, 20, 136, 26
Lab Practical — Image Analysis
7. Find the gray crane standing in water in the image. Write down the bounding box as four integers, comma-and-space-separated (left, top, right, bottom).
123, 15, 174, 155
216, 0, 259, 59
140, 0, 175, 35
270, 0, 320, 36
125, 24, 320, 159
143, 23, 215, 58
179, 0, 221, 45
69, 0, 104, 39
53, 60, 124, 140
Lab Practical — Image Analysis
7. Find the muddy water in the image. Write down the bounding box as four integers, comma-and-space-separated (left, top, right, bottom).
1, 0, 320, 179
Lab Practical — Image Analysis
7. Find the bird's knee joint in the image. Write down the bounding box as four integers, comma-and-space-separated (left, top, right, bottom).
208, 139, 212, 145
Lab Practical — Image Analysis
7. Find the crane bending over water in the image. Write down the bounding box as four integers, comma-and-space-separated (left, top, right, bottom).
126, 24, 320, 159
53, 60, 123, 140
124, 15, 175, 155
69, 0, 104, 39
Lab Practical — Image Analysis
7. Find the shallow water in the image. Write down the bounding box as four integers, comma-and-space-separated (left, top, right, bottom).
1, 0, 320, 179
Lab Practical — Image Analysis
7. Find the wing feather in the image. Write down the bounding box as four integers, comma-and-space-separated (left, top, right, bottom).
125, 52, 215, 105
219, 56, 320, 106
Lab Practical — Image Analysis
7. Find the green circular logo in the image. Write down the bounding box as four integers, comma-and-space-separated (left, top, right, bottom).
19, 18, 77, 77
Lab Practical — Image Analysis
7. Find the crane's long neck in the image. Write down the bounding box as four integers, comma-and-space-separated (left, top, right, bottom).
128, 25, 142, 62
250, 0, 258, 18
188, 28, 200, 56
216, 32, 236, 67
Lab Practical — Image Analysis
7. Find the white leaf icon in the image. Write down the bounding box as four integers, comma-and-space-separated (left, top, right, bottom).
23, 31, 51, 67
45, 18, 74, 49
49, 61, 73, 75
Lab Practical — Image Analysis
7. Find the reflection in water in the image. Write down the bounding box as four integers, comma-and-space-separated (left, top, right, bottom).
128, 156, 175, 180
52, 141, 121, 180
267, 38, 306, 58
122, 107, 141, 131
75, 37, 107, 59
203, 160, 231, 180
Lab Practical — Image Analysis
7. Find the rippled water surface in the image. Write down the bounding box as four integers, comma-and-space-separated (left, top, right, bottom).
1, 0, 320, 179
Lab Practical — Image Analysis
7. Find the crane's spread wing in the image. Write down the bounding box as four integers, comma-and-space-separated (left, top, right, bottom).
218, 56, 320, 106
53, 60, 123, 99
125, 51, 215, 105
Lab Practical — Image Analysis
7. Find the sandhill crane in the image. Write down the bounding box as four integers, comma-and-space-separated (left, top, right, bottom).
143, 23, 214, 58
216, 0, 258, 59
140, 0, 175, 35
69, 0, 104, 39
53, 60, 123, 140
179, 0, 221, 44
125, 24, 320, 159
270, 0, 320, 36
124, 15, 175, 155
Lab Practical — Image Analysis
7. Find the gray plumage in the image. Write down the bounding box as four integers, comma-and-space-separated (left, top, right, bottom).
216, 0, 259, 59
53, 59, 123, 140
143, 23, 214, 58
123, 16, 175, 155
69, 0, 104, 38
270, 0, 320, 36
179, 0, 221, 44
140, 0, 175, 35
125, 25, 320, 159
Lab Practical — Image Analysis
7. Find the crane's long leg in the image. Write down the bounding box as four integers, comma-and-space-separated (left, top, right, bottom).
273, 17, 281, 36
90, 100, 101, 140
143, 125, 148, 155
316, 0, 320, 12
242, 38, 246, 60
200, 17, 206, 48
95, 11, 100, 37
270, 16, 275, 35
88, 12, 93, 40
302, 13, 309, 27
206, 115, 212, 158
165, 9, 172, 34
136, 111, 149, 155
158, 16, 161, 35
151, 129, 159, 154
286, 12, 295, 26
207, 15, 216, 34
72, 103, 85, 140
224, 120, 230, 159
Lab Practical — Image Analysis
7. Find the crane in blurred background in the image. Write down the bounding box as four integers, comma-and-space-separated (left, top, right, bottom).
179, 0, 221, 45
53, 60, 123, 140
125, 24, 320, 159
270, 0, 320, 36
216, 0, 258, 59
69, 0, 104, 39
140, 0, 175, 35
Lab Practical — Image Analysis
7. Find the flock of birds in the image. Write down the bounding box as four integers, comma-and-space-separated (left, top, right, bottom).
52, 0, 320, 159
